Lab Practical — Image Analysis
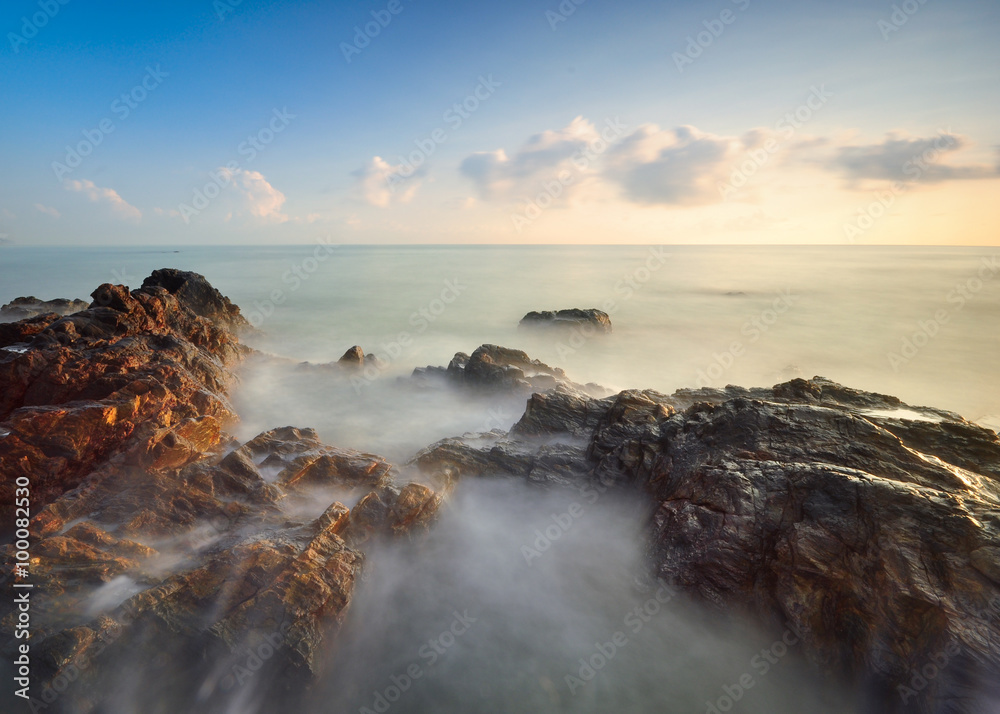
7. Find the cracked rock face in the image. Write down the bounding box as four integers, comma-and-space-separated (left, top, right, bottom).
415, 378, 1000, 712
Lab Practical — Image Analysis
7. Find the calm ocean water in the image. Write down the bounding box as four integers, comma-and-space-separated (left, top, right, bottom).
1, 245, 997, 454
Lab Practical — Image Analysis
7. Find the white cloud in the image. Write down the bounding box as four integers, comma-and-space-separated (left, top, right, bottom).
460, 116, 602, 201
33, 203, 61, 218
603, 124, 745, 206
219, 168, 289, 222
64, 179, 141, 221
353, 156, 422, 207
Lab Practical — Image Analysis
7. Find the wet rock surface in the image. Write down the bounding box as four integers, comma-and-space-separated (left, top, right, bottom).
415, 377, 1000, 712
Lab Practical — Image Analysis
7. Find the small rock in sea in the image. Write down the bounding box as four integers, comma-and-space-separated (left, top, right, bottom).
338, 345, 366, 366
519, 308, 612, 334
1, 296, 89, 320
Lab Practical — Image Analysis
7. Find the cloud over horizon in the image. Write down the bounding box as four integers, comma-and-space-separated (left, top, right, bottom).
64, 180, 141, 222
34, 203, 61, 218
829, 132, 999, 187
353, 157, 422, 207
603, 124, 745, 206
459, 116, 605, 202
220, 168, 289, 223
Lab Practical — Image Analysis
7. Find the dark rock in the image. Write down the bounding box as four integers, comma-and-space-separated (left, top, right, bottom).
519, 308, 612, 334
414, 376, 1000, 711
141, 268, 248, 331
1, 296, 89, 320
414, 343, 609, 397
338, 345, 365, 366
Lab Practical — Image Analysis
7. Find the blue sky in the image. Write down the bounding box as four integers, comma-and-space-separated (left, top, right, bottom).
1, 0, 998, 245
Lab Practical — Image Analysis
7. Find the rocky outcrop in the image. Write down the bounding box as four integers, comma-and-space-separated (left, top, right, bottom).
519, 308, 612, 334
0, 274, 251, 529
338, 345, 365, 366
3, 420, 441, 711
0, 271, 443, 712
0, 296, 89, 321
415, 377, 1000, 712
413, 343, 609, 397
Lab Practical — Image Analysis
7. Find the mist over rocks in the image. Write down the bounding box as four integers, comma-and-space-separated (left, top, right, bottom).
0, 296, 90, 321
0, 270, 443, 711
415, 377, 1000, 712
413, 343, 611, 397
3, 269, 999, 712
519, 308, 613, 334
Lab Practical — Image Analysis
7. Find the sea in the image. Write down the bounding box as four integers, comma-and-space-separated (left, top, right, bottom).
1, 243, 998, 713
1, 244, 997, 445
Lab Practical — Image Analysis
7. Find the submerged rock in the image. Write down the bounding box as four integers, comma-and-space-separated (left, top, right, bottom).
519, 307, 612, 334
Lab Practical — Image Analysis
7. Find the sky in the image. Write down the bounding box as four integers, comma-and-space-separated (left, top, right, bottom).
0, 0, 998, 246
